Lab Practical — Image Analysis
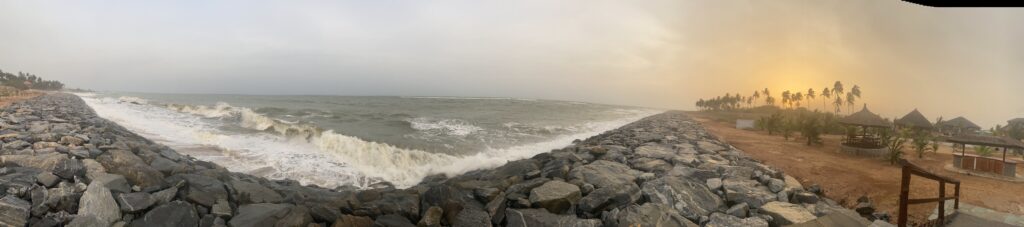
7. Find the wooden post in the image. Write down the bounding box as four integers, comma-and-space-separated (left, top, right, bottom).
954, 182, 960, 209
898, 165, 911, 227
939, 181, 946, 225
1003, 147, 1007, 162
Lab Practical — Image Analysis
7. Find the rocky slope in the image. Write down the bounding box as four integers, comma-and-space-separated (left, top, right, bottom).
0, 94, 869, 227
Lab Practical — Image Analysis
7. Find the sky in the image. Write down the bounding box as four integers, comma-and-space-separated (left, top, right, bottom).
0, 0, 1022, 128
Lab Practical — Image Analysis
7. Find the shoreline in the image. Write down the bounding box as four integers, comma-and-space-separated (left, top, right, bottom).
0, 93, 875, 227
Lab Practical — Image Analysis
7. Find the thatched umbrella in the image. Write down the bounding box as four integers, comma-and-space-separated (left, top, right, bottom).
895, 109, 933, 130
840, 105, 892, 148
947, 134, 1024, 162
937, 116, 981, 135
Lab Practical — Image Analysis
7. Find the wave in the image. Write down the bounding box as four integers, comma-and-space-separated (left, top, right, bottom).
117, 96, 149, 105
77, 94, 660, 189
407, 117, 483, 136
402, 96, 537, 101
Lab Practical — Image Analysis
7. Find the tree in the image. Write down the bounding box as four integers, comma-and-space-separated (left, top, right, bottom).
821, 87, 831, 112
846, 92, 856, 114
806, 88, 816, 110
793, 92, 803, 109
781, 90, 791, 109
910, 130, 934, 158
849, 85, 861, 113
833, 95, 843, 115
882, 128, 909, 165
765, 96, 776, 107
798, 112, 824, 145
832, 81, 845, 115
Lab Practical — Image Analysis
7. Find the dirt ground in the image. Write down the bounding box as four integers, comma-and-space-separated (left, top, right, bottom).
690, 114, 1024, 225
0, 91, 42, 108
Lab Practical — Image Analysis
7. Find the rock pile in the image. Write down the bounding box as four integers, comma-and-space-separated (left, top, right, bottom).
0, 94, 868, 227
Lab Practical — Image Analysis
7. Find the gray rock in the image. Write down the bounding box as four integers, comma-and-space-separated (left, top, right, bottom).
129, 201, 200, 227
603, 203, 698, 227
116, 192, 155, 212
3, 140, 30, 150
229, 203, 292, 227
726, 203, 749, 218
577, 183, 641, 214
68, 215, 107, 227
634, 145, 677, 160
568, 160, 640, 189
629, 158, 672, 173
0, 195, 30, 227
759, 201, 816, 226
696, 141, 727, 153
333, 215, 373, 227
474, 187, 500, 203
52, 158, 85, 179
418, 206, 443, 227
768, 178, 786, 193
485, 193, 507, 226
149, 157, 183, 175
276, 205, 314, 227
706, 178, 723, 191
641, 176, 724, 221
91, 173, 131, 193
45, 181, 86, 213
78, 182, 121, 225
167, 174, 228, 207
96, 149, 165, 189
505, 209, 601, 227
59, 135, 85, 146
528, 180, 581, 214
374, 214, 416, 227
212, 199, 232, 218
228, 179, 284, 204
452, 208, 491, 227
792, 191, 820, 204
36, 171, 60, 187
721, 166, 755, 180
706, 212, 768, 227
723, 179, 777, 208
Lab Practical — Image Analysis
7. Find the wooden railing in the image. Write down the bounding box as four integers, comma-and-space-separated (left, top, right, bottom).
898, 159, 961, 227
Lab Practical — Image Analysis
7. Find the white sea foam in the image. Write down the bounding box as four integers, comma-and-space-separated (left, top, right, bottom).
407, 117, 483, 136
117, 96, 149, 105
76, 93, 660, 189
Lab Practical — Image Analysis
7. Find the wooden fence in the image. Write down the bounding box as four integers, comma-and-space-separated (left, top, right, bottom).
898, 159, 961, 227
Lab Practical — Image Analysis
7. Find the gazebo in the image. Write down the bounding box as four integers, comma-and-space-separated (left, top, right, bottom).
895, 109, 934, 131
936, 116, 981, 136
948, 134, 1024, 177
839, 105, 893, 157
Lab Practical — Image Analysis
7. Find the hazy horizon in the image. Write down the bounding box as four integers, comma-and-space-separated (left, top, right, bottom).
2, 1, 1023, 128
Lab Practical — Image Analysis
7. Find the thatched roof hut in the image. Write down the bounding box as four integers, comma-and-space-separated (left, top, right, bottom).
947, 134, 1024, 149
937, 117, 981, 130
839, 105, 892, 128
895, 109, 933, 130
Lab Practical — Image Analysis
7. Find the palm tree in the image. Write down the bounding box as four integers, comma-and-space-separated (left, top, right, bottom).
752, 91, 761, 106
766, 96, 776, 106
793, 92, 803, 109
806, 88, 816, 110
821, 87, 831, 112
833, 95, 843, 115
781, 90, 792, 109
832, 81, 844, 115
850, 85, 862, 113
846, 92, 856, 113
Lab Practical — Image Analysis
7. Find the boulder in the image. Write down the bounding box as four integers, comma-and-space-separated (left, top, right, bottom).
52, 158, 85, 179
783, 175, 803, 191
59, 135, 85, 146
116, 192, 156, 213
727, 203, 749, 218
212, 199, 232, 217
149, 157, 184, 175
418, 206, 443, 227
629, 158, 672, 173
45, 181, 86, 213
358, 192, 420, 221
603, 203, 698, 227
167, 174, 228, 207
333, 215, 373, 227
228, 179, 284, 204
567, 160, 640, 189
485, 193, 507, 226
505, 209, 601, 227
641, 176, 724, 221
723, 179, 777, 208
129, 201, 200, 227
374, 214, 416, 227
705, 212, 768, 227
91, 173, 131, 193
0, 153, 66, 173
792, 191, 819, 204
528, 181, 581, 214
577, 183, 641, 215
452, 207, 492, 227
0, 195, 30, 227
35, 172, 60, 187
696, 141, 727, 153
706, 178, 723, 191
77, 182, 121, 225
68, 215, 107, 227
229, 203, 294, 227
634, 145, 677, 160
768, 178, 786, 193
96, 149, 165, 189
759, 201, 816, 227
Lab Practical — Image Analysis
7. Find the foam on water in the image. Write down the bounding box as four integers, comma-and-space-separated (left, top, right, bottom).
75, 93, 659, 188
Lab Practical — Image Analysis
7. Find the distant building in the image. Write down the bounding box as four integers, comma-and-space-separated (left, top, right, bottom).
936, 116, 981, 136
895, 109, 933, 131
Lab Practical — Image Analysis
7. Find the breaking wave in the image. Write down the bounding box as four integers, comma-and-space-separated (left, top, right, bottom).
76, 93, 659, 189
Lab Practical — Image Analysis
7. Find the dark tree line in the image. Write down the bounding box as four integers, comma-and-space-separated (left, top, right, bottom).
0, 69, 64, 90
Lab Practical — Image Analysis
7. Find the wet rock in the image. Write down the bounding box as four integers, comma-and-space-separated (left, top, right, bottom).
277, 205, 314, 227
167, 174, 228, 207
211, 199, 232, 218
567, 160, 640, 189
505, 209, 601, 227
149, 157, 183, 175
506, 177, 549, 195
0, 195, 31, 227
77, 182, 121, 225
759, 201, 816, 226
452, 207, 491, 227
129, 201, 200, 227
116, 192, 155, 213
528, 180, 581, 214
359, 192, 420, 221
418, 206, 443, 227
602, 203, 697, 227
35, 171, 60, 187
333, 215, 373, 227
706, 212, 768, 227
229, 203, 295, 227
228, 179, 284, 204
577, 183, 641, 215
641, 176, 724, 221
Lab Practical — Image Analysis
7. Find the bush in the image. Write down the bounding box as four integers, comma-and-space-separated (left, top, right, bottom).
882, 128, 908, 165
975, 146, 994, 157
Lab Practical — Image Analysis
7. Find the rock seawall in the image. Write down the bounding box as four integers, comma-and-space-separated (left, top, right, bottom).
0, 94, 867, 227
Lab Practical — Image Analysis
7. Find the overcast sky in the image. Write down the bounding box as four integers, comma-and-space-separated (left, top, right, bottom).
1, 0, 1022, 128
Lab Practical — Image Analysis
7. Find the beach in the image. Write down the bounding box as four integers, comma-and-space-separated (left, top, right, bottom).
0, 93, 875, 227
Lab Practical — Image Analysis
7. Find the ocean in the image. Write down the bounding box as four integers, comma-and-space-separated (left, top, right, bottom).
74, 92, 659, 189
